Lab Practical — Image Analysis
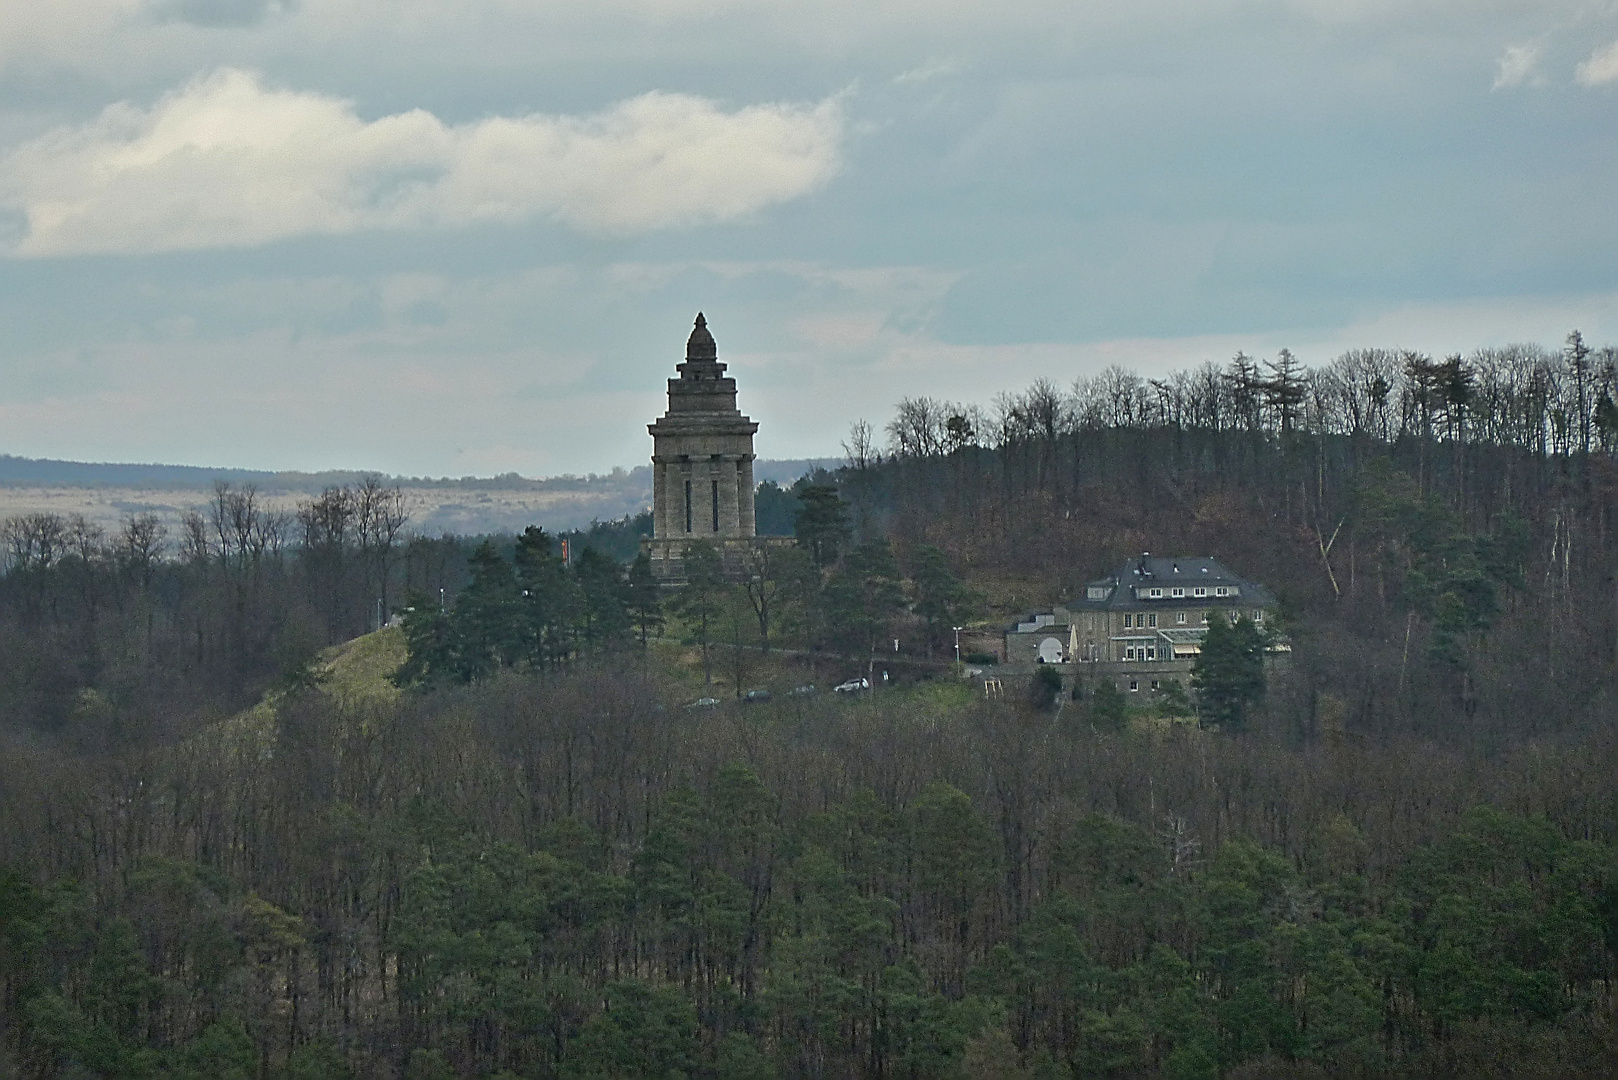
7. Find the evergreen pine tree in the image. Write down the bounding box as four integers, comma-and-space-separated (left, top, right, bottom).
1191, 614, 1265, 729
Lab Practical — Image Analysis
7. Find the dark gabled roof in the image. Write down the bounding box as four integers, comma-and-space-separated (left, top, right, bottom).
1071, 554, 1276, 610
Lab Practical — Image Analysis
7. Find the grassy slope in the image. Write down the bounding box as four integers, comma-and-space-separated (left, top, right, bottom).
320, 626, 408, 707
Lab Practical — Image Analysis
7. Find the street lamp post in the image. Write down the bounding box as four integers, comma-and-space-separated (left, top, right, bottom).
953, 626, 964, 663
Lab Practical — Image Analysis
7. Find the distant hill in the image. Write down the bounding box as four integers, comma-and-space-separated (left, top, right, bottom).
0, 454, 833, 492
0, 455, 281, 490
0, 454, 835, 536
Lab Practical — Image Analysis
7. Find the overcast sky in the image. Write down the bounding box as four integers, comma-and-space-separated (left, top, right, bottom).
3, 0, 1617, 477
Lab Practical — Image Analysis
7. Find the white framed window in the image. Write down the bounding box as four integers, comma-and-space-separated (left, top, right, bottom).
1148, 613, 1158, 628
1150, 587, 1162, 597
1193, 586, 1207, 598
1125, 646, 1135, 660
1254, 609, 1264, 623
1201, 612, 1209, 623
1151, 679, 1160, 691
1172, 587, 1185, 597
1176, 611, 1187, 625
1146, 646, 1156, 660
1129, 680, 1139, 692
1215, 586, 1227, 596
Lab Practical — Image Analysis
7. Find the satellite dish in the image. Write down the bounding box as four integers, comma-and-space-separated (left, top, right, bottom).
1038, 637, 1064, 664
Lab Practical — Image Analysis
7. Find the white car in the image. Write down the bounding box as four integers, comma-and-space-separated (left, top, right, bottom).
833, 677, 870, 693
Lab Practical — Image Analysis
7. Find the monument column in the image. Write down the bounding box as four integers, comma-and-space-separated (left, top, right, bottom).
652, 459, 668, 538
644, 313, 761, 579
716, 455, 740, 535
738, 455, 756, 537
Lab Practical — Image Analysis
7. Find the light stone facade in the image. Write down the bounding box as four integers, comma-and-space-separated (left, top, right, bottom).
643, 314, 762, 581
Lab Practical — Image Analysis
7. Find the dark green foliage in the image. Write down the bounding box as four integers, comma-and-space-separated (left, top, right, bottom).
908, 544, 975, 656
393, 591, 457, 687
1401, 806, 1609, 1026
556, 510, 655, 564
404, 1048, 455, 1080
1353, 467, 1526, 669
448, 539, 525, 678
574, 547, 632, 649
1085, 678, 1130, 733
1154, 678, 1192, 718
625, 551, 664, 646
278, 1037, 351, 1080
1192, 615, 1266, 729
669, 540, 726, 686
6, 708, 1618, 1080
824, 540, 906, 660
562, 980, 698, 1079
792, 484, 850, 567
753, 480, 801, 537
395, 527, 641, 684
514, 524, 579, 667
1030, 665, 1062, 709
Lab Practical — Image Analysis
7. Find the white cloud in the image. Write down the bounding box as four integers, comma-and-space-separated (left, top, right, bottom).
1493, 40, 1545, 88
893, 58, 962, 85
1575, 38, 1618, 86
0, 69, 845, 256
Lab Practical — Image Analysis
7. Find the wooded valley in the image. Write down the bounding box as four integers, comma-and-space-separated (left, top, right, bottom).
3, 336, 1617, 1079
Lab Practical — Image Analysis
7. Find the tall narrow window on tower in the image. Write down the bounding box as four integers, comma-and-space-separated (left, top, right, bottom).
684, 480, 692, 532
711, 479, 720, 532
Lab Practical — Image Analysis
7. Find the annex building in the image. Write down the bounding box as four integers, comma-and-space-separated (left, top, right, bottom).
1005, 554, 1279, 695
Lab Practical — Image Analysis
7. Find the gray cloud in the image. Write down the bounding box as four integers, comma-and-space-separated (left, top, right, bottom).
1, 0, 1617, 474
1576, 38, 1618, 86
1, 70, 846, 256
1493, 41, 1546, 88
148, 0, 294, 29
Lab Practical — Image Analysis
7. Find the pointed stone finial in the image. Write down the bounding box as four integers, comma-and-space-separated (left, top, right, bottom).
686, 311, 717, 361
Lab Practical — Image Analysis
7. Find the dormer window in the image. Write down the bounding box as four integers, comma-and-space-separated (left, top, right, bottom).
1150, 588, 1162, 598
1172, 587, 1184, 598
1193, 587, 1207, 598
1215, 586, 1227, 596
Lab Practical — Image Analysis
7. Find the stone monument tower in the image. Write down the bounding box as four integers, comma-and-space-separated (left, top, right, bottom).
643, 313, 758, 580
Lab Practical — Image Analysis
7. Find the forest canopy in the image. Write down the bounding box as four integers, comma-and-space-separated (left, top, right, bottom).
3, 333, 1618, 1079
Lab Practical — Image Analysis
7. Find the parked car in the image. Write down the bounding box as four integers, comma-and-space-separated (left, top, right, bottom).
833, 677, 870, 693
742, 689, 772, 704
685, 697, 721, 709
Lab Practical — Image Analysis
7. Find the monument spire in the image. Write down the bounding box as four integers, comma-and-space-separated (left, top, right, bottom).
686, 311, 717, 362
